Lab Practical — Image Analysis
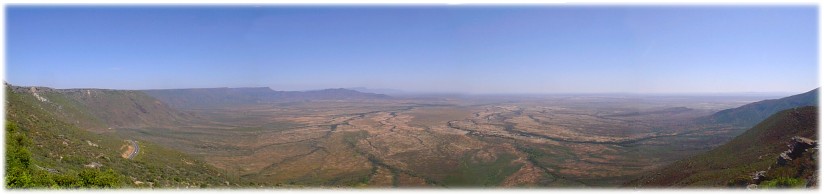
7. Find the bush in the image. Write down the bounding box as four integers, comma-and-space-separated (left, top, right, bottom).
52, 173, 83, 188
78, 169, 122, 188
62, 155, 88, 166
6, 122, 35, 188
726, 175, 751, 187
760, 177, 806, 188
6, 121, 124, 189
6, 167, 34, 188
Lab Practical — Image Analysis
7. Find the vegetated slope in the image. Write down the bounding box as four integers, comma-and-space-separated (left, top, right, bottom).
626, 106, 817, 187
705, 88, 818, 127
142, 87, 280, 109
144, 87, 391, 109
4, 84, 243, 188
9, 85, 191, 132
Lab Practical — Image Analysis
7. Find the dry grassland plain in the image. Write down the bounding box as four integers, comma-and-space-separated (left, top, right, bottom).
112, 96, 765, 187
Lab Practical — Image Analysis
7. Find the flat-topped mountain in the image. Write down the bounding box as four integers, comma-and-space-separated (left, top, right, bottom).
142, 87, 392, 109
141, 87, 279, 109
279, 88, 392, 101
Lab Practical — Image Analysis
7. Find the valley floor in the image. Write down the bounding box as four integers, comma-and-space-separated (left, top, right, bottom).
112, 96, 759, 187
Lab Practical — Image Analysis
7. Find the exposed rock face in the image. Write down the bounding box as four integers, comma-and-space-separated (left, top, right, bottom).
84, 162, 103, 169
776, 136, 817, 166
752, 171, 767, 184
29, 87, 50, 102
742, 136, 818, 188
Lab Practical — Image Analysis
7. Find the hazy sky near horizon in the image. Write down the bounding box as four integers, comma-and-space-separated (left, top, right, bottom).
6, 6, 819, 94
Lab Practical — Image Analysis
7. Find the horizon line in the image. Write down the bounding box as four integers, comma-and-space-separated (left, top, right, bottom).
5, 82, 814, 96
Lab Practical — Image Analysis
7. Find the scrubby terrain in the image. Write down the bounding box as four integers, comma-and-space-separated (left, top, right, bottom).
5, 84, 243, 188
627, 106, 818, 188
5, 83, 818, 188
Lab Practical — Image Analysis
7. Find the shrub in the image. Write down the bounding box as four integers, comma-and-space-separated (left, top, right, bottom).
760, 177, 806, 188
726, 175, 751, 187
5, 121, 124, 189
78, 168, 122, 188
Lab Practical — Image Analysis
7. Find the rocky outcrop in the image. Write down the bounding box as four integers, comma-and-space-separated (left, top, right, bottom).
743, 136, 818, 189
84, 162, 103, 169
627, 106, 818, 188
752, 171, 767, 184
776, 136, 817, 166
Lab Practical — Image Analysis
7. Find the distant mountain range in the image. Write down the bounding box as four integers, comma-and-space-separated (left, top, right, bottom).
346, 87, 407, 95
5, 84, 394, 125
143, 87, 392, 109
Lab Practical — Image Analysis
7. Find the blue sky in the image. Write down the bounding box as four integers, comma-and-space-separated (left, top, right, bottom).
6, 6, 819, 94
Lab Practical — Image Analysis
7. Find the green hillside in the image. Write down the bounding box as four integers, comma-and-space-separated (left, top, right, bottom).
706, 88, 818, 127
4, 84, 244, 189
627, 106, 818, 187
8, 85, 192, 132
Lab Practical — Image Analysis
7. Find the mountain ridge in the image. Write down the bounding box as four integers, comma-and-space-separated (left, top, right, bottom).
142, 87, 392, 109
4, 84, 244, 188
6, 84, 191, 132
626, 106, 818, 187
626, 87, 820, 188
704, 88, 819, 127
